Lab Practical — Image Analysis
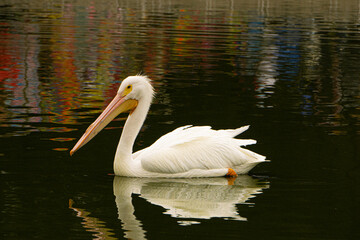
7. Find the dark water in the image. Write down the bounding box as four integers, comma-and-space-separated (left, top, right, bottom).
1, 0, 359, 239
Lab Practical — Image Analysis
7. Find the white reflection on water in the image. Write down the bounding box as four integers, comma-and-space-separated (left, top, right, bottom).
113, 176, 269, 239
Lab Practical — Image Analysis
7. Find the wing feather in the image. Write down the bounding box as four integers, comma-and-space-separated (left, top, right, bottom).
134, 126, 265, 174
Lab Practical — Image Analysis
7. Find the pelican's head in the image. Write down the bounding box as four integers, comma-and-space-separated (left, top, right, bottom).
70, 75, 154, 156
117, 75, 154, 103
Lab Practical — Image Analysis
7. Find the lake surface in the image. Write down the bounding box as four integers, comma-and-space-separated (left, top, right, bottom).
1, 0, 359, 239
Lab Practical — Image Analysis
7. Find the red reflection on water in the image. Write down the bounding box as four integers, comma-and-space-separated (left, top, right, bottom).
0, 22, 24, 125
0, 23, 20, 85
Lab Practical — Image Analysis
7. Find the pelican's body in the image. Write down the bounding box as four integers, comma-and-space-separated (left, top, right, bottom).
71, 76, 267, 178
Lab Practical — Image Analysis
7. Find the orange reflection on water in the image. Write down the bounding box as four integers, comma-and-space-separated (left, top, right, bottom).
44, 7, 81, 125
49, 137, 76, 142
38, 127, 77, 133
52, 148, 69, 152
69, 199, 117, 240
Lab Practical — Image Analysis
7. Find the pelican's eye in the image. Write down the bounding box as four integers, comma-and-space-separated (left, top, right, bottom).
122, 85, 133, 96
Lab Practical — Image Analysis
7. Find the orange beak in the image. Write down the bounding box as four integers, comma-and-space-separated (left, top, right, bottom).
70, 94, 138, 156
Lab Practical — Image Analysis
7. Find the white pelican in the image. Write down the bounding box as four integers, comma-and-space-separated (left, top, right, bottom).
70, 75, 267, 177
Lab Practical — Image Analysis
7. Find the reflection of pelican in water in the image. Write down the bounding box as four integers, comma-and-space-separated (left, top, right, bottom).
114, 176, 269, 238
69, 176, 268, 239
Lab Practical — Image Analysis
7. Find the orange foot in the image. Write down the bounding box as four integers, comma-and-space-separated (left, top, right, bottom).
225, 168, 238, 185
227, 177, 236, 185
225, 168, 238, 178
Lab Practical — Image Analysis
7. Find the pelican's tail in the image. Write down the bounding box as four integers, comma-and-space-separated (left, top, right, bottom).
220, 125, 250, 137
234, 147, 268, 174
219, 125, 257, 146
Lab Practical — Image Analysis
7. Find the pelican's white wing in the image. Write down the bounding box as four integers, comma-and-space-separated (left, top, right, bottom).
134, 125, 266, 175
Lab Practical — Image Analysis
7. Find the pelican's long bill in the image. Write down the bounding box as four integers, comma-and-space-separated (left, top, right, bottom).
70, 94, 138, 156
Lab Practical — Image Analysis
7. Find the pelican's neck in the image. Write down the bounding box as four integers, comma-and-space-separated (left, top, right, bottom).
114, 95, 151, 172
